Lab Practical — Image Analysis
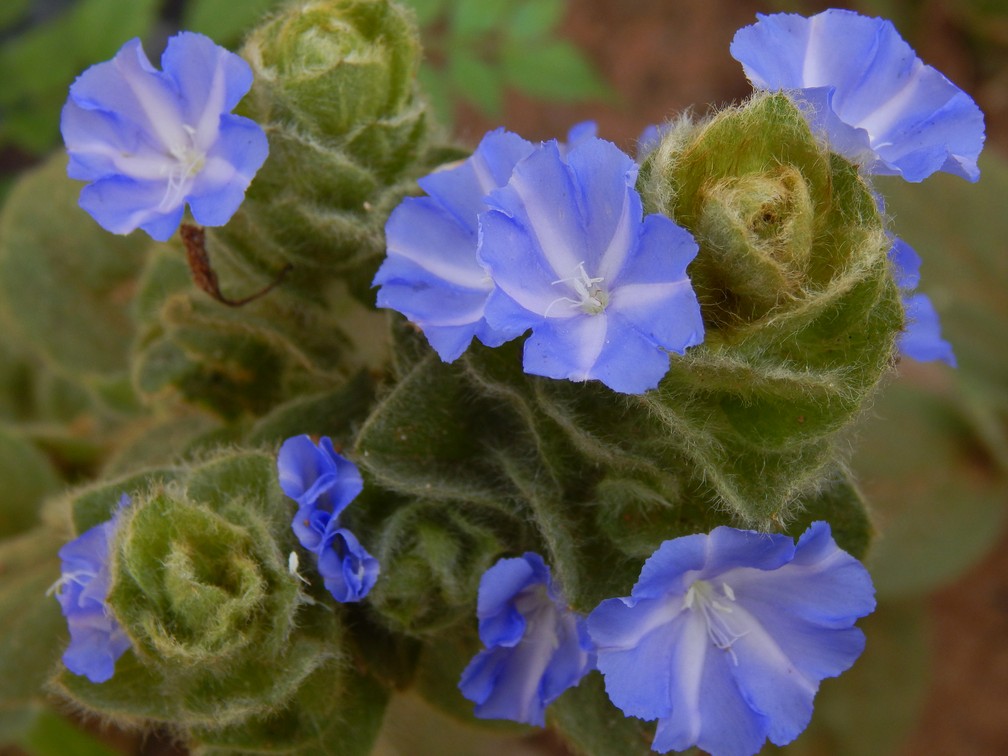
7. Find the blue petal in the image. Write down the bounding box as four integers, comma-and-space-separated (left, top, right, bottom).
653, 615, 769, 756
561, 120, 599, 155
731, 9, 985, 182
484, 141, 590, 287
291, 506, 330, 553
317, 527, 380, 602
187, 115, 269, 227
56, 497, 132, 683
375, 197, 496, 361
67, 38, 187, 155
607, 214, 703, 353
700, 526, 796, 577
589, 596, 681, 720
277, 436, 362, 516
418, 128, 535, 232
888, 236, 921, 290
630, 533, 707, 600
476, 554, 544, 647
520, 313, 671, 394
899, 293, 957, 366
159, 32, 254, 134
77, 175, 184, 241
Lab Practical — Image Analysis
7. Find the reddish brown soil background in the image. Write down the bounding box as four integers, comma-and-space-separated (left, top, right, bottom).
457, 1, 1008, 754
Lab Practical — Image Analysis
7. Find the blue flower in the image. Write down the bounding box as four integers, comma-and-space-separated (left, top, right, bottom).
889, 238, 956, 366
374, 128, 537, 362
61, 32, 269, 241
587, 522, 875, 756
292, 505, 380, 603
478, 136, 704, 394
459, 553, 594, 726
278, 435, 363, 517
278, 435, 378, 603
731, 9, 985, 182
53, 494, 132, 684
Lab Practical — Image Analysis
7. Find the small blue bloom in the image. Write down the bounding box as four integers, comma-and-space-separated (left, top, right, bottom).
889, 238, 956, 366
731, 9, 985, 182
54, 494, 132, 684
279, 436, 378, 603
317, 525, 380, 603
587, 522, 875, 756
478, 136, 704, 393
278, 435, 363, 517
61, 32, 269, 241
374, 128, 537, 362
459, 553, 594, 726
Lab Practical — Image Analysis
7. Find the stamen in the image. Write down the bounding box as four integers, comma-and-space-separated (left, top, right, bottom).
684, 579, 749, 665
159, 127, 207, 211
549, 261, 608, 315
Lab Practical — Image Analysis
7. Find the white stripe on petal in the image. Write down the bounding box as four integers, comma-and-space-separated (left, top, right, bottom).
569, 314, 609, 378
597, 186, 634, 282
388, 245, 492, 290
609, 280, 692, 311
671, 613, 711, 745
510, 172, 583, 280
118, 47, 187, 153
194, 50, 227, 150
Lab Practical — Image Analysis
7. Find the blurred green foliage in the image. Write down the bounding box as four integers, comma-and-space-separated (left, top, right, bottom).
0, 0, 607, 182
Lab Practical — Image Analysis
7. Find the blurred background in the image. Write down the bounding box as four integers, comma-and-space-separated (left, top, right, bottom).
1, 1, 1006, 754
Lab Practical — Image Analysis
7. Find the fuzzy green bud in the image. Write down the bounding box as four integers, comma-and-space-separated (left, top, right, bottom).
628, 92, 903, 525
214, 0, 450, 294
369, 500, 511, 636
53, 452, 345, 732
243, 0, 421, 141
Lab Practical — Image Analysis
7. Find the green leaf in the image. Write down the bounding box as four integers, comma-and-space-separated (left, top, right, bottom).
0, 0, 160, 154
19, 709, 118, 756
877, 152, 1008, 454
377, 691, 537, 755
0, 527, 67, 743
451, 0, 511, 37
417, 63, 454, 126
0, 424, 63, 538
501, 40, 609, 101
183, 0, 283, 45
403, 0, 451, 27
0, 154, 148, 379
771, 599, 930, 756
0, 0, 30, 28
857, 382, 1008, 598
549, 673, 654, 756
449, 49, 503, 116
508, 0, 566, 40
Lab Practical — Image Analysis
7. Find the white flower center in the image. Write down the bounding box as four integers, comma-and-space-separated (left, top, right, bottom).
546, 261, 609, 316
683, 579, 748, 664
160, 125, 207, 211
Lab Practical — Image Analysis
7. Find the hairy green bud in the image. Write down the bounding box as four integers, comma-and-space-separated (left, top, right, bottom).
223, 0, 451, 291
629, 92, 903, 525
53, 452, 345, 732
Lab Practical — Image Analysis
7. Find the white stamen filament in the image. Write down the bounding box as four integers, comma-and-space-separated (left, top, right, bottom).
159, 124, 206, 211
684, 579, 748, 665
545, 261, 608, 317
